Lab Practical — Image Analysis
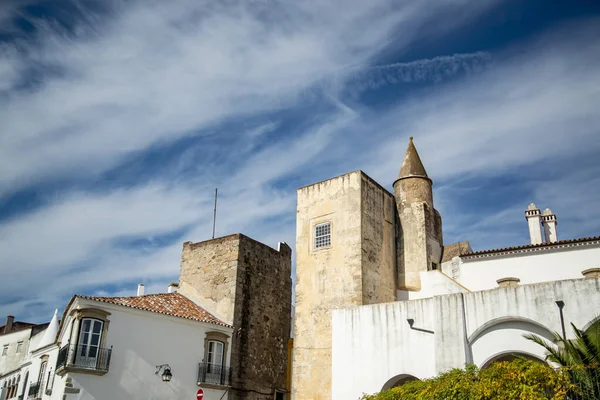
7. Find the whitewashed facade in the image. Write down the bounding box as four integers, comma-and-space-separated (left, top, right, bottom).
2, 290, 234, 400
331, 233, 600, 399
49, 294, 233, 400
0, 314, 54, 400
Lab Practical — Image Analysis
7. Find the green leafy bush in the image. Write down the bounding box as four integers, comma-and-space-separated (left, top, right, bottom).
360, 359, 571, 400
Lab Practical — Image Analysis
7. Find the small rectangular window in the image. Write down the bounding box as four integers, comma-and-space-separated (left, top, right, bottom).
275, 392, 285, 400
314, 222, 331, 249
16, 342, 23, 353
1, 345, 7, 356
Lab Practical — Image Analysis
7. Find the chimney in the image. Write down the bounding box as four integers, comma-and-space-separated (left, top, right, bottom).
168, 282, 179, 294
4, 315, 14, 333
525, 203, 543, 245
542, 208, 558, 243
137, 283, 145, 296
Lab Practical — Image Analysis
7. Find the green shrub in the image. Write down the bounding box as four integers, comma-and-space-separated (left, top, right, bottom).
360, 359, 571, 400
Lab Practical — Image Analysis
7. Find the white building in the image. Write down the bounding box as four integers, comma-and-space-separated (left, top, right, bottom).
332, 262, 600, 399
50, 287, 233, 400
2, 285, 234, 400
0, 315, 51, 400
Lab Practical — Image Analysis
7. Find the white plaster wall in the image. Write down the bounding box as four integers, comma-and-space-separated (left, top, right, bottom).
0, 329, 30, 375
464, 279, 600, 367
0, 326, 59, 400
332, 278, 600, 400
26, 344, 60, 399
332, 299, 436, 400
458, 245, 600, 292
52, 299, 233, 400
402, 271, 468, 301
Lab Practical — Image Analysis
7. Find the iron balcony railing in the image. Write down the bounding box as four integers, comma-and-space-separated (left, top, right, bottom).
197, 362, 231, 386
27, 382, 41, 399
56, 344, 112, 373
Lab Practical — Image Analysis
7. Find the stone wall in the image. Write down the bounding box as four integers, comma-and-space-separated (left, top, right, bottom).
179, 234, 292, 400
229, 236, 292, 400
293, 171, 399, 400
179, 235, 241, 325
360, 174, 397, 305
293, 171, 364, 400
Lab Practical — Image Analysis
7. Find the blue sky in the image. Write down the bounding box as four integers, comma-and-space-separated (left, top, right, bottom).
1, 0, 600, 323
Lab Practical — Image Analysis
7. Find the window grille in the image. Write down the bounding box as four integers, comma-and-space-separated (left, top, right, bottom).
314, 222, 331, 249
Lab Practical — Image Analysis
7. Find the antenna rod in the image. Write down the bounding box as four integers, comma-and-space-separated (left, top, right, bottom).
212, 188, 218, 239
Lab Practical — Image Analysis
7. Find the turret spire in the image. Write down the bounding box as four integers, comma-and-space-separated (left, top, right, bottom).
396, 137, 430, 183
37, 309, 59, 350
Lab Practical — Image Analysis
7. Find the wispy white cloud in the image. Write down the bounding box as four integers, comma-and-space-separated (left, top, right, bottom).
0, 0, 502, 196
2, 2, 599, 323
341, 51, 493, 97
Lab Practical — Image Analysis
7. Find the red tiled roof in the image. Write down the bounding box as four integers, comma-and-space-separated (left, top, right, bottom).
462, 236, 600, 258
77, 293, 230, 327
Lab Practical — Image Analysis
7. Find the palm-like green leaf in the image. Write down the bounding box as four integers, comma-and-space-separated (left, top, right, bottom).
525, 320, 600, 399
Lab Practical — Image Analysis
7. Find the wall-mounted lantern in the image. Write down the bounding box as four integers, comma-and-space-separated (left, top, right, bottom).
155, 364, 172, 382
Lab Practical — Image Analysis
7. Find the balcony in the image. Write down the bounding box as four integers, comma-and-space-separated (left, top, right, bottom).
197, 362, 231, 388
27, 382, 41, 399
55, 344, 112, 376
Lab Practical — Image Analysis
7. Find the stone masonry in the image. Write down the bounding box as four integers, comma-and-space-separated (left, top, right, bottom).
293, 138, 443, 400
293, 171, 398, 400
179, 233, 292, 400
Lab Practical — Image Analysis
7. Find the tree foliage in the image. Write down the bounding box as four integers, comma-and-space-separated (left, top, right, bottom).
524, 321, 600, 399
360, 359, 572, 400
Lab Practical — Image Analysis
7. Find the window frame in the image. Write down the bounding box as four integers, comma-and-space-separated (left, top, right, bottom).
1, 345, 7, 356
203, 331, 229, 369
68, 308, 111, 352
16, 342, 23, 353
314, 221, 331, 250
38, 360, 48, 392
76, 317, 104, 359
207, 340, 224, 366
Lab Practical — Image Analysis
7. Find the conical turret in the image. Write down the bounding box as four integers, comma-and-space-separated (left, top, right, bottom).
396, 137, 431, 183
393, 137, 433, 209
37, 309, 59, 350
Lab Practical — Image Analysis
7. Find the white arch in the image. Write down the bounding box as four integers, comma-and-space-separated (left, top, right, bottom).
480, 350, 546, 369
583, 316, 600, 333
381, 373, 420, 391
469, 316, 554, 343
470, 317, 555, 368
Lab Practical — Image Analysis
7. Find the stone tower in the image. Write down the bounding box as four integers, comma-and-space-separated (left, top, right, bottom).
393, 137, 443, 290
178, 234, 292, 400
293, 171, 397, 400
292, 137, 442, 399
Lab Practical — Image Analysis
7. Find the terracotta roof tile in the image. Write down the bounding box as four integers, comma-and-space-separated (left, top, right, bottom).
463, 235, 600, 258
77, 293, 229, 327
441, 241, 473, 263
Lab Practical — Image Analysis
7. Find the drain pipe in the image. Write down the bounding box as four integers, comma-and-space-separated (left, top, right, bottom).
460, 293, 473, 364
